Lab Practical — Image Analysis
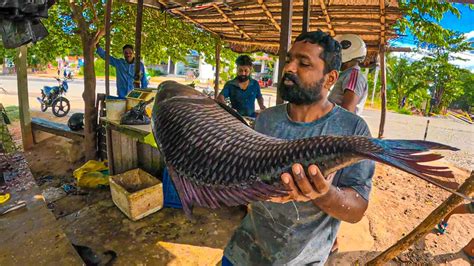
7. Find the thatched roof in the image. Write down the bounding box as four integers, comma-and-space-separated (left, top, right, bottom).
132, 0, 403, 64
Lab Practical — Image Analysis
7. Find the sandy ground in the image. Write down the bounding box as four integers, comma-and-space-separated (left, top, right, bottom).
3, 109, 472, 265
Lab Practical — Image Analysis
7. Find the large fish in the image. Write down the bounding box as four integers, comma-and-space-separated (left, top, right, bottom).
151, 81, 468, 216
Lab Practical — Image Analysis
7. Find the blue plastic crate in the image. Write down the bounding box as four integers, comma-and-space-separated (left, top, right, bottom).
162, 167, 183, 209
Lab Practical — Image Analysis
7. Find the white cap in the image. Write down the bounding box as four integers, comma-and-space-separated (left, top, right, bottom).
334, 34, 367, 63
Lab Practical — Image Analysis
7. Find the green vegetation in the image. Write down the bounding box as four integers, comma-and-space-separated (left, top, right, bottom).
4, 106, 20, 122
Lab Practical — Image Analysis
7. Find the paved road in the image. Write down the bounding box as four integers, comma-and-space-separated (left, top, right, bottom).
1, 75, 472, 169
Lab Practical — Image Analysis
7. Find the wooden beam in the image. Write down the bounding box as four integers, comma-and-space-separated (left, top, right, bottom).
211, 3, 251, 39
134, 0, 144, 88
257, 0, 281, 32
104, 0, 115, 175
379, 0, 386, 44
319, 0, 335, 36
302, 0, 310, 33
277, 0, 293, 104
378, 46, 387, 139
367, 172, 474, 265
15, 45, 33, 150
214, 38, 221, 99
171, 9, 218, 35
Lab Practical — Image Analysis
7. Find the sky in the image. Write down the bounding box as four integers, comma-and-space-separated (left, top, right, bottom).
390, 4, 474, 71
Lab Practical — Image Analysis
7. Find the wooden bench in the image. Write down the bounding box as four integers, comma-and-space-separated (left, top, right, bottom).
31, 117, 84, 143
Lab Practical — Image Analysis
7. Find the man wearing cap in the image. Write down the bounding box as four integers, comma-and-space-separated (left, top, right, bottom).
328, 34, 368, 115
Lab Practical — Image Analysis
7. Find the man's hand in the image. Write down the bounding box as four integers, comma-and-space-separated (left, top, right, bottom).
270, 163, 336, 203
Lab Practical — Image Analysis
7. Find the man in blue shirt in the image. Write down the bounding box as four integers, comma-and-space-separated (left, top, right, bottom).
217, 55, 266, 117
223, 30, 375, 265
96, 44, 148, 98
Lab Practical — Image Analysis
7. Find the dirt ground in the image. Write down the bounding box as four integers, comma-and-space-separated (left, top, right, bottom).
6, 111, 474, 265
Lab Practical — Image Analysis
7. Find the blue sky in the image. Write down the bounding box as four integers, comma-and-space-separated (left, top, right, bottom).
390, 4, 474, 71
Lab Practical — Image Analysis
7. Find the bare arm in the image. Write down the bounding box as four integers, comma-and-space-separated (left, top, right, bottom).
257, 96, 266, 110
271, 163, 368, 223
340, 90, 360, 113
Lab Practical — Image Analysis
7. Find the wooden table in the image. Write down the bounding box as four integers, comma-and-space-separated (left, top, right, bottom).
100, 117, 163, 177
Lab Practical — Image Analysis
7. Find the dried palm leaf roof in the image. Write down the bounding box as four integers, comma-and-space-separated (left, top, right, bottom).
131, 0, 403, 64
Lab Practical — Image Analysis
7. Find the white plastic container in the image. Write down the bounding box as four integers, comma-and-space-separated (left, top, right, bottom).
106, 99, 126, 121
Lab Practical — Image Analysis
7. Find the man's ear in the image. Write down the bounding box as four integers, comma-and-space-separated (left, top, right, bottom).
324, 70, 339, 90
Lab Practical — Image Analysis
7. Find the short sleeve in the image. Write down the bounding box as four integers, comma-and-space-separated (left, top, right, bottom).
343, 69, 367, 97
220, 83, 231, 98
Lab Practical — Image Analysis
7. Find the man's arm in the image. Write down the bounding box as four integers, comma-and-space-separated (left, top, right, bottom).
217, 84, 230, 104
95, 45, 120, 67
140, 63, 148, 88
257, 96, 266, 110
340, 90, 359, 113
271, 163, 368, 223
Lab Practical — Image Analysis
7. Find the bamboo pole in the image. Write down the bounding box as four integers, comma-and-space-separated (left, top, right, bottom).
367, 171, 474, 265
277, 0, 292, 104
104, 0, 115, 175
214, 38, 221, 99
134, 0, 144, 88
302, 0, 310, 33
15, 45, 33, 150
378, 46, 386, 139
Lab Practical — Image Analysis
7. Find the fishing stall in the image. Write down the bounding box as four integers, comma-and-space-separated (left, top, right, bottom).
98, 0, 404, 220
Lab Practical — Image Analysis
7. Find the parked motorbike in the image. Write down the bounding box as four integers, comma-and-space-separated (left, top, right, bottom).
37, 77, 71, 117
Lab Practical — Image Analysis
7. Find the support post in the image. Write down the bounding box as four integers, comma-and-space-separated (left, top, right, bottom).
371, 60, 379, 107
104, 0, 115, 174
378, 47, 387, 139
367, 171, 474, 265
277, 0, 293, 104
214, 37, 221, 99
134, 0, 144, 88
302, 0, 310, 33
16, 45, 33, 150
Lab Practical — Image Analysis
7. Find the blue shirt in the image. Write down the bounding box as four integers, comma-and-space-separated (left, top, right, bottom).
220, 78, 262, 117
96, 47, 148, 98
224, 104, 375, 265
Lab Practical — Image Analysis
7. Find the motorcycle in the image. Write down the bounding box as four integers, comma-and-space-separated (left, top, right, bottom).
37, 77, 71, 117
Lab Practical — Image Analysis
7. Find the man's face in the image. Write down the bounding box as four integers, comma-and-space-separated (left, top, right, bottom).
278, 41, 337, 105
236, 65, 252, 82
123, 48, 134, 63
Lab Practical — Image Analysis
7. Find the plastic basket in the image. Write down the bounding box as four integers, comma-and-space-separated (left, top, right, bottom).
162, 167, 183, 209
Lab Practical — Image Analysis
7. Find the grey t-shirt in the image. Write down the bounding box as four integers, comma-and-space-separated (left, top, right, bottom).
328, 65, 368, 115
223, 104, 375, 265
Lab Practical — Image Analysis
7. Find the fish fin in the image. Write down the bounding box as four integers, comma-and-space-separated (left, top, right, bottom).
167, 167, 287, 213
364, 139, 470, 201
215, 100, 250, 127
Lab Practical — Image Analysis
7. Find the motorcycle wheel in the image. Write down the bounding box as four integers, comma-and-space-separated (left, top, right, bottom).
52, 97, 70, 117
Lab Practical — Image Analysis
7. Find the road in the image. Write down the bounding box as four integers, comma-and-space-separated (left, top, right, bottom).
1, 75, 472, 169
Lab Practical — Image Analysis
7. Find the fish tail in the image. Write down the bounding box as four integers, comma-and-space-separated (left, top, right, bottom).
361, 139, 470, 201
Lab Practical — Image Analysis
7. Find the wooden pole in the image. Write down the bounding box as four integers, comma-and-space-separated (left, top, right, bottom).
302, 0, 310, 33
367, 172, 474, 265
214, 37, 221, 99
104, 0, 115, 174
15, 45, 33, 150
134, 0, 144, 88
378, 46, 386, 139
277, 0, 293, 104
104, 0, 112, 97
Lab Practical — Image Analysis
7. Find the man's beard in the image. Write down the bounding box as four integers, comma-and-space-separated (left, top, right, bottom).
278, 73, 324, 105
237, 75, 249, 82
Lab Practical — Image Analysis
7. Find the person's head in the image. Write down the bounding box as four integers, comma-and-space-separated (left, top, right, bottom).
122, 44, 135, 63
278, 30, 341, 105
334, 34, 366, 69
235, 55, 253, 82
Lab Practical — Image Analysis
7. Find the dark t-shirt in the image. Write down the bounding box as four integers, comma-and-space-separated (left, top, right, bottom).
220, 78, 262, 117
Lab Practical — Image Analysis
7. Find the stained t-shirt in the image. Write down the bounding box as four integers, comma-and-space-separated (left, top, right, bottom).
223, 104, 375, 265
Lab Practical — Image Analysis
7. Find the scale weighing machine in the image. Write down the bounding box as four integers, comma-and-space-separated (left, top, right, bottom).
125, 88, 157, 116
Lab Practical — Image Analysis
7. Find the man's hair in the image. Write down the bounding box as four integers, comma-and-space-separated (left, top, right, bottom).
235, 55, 253, 67
122, 44, 134, 51
294, 30, 342, 73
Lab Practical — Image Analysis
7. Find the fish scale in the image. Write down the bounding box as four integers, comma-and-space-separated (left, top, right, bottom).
151, 81, 470, 216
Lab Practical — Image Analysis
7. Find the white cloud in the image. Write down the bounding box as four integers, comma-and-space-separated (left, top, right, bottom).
464, 30, 474, 41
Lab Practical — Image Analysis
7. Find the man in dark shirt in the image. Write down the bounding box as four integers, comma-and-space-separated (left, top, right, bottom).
217, 55, 266, 117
